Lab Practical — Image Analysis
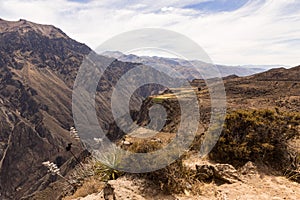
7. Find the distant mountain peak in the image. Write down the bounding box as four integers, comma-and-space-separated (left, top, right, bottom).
102, 50, 126, 58
101, 51, 267, 79
0, 18, 68, 39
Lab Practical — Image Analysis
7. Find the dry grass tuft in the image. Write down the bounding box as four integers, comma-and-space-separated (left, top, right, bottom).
63, 177, 104, 200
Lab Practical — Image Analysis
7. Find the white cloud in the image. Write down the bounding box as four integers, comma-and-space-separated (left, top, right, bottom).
161, 7, 175, 12
0, 0, 299, 66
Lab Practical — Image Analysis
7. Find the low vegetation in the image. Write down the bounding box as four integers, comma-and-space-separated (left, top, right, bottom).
209, 109, 300, 175
64, 109, 300, 199
142, 158, 202, 195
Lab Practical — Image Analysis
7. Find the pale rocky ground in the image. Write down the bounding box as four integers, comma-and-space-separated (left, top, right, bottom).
71, 175, 300, 200
68, 154, 300, 200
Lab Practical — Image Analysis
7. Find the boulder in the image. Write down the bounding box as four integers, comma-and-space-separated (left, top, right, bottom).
239, 161, 258, 175
196, 163, 241, 184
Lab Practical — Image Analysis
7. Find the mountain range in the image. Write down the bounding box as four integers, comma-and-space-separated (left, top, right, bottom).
101, 51, 282, 79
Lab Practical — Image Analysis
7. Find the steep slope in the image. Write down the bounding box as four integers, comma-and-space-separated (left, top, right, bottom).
0, 19, 147, 199
0, 18, 92, 199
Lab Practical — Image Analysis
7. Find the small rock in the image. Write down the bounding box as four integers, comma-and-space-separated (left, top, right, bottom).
103, 184, 115, 200
196, 163, 241, 184
196, 165, 215, 180
184, 189, 191, 196
122, 140, 132, 145
239, 161, 257, 175
214, 164, 242, 184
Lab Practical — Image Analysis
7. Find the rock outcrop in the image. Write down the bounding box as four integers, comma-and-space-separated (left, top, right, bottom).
196, 163, 241, 184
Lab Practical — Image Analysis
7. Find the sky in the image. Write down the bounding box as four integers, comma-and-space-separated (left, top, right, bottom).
0, 0, 299, 66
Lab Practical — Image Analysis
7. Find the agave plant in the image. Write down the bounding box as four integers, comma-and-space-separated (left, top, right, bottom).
92, 145, 125, 181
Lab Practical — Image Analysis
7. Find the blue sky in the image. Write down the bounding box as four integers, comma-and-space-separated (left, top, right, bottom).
0, 0, 299, 66
69, 0, 250, 12
185, 0, 251, 12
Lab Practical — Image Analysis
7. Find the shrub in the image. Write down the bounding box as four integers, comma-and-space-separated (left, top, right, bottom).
209, 109, 300, 171
65, 156, 123, 196
92, 161, 124, 181
143, 158, 200, 194
126, 140, 163, 153
123, 137, 201, 194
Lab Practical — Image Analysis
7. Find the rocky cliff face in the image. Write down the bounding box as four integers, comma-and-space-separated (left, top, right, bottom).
0, 18, 93, 199
0, 19, 152, 199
